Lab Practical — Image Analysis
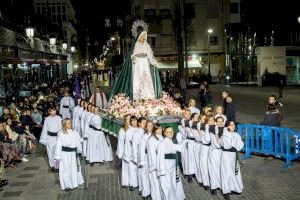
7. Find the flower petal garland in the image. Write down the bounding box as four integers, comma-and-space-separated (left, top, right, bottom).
106, 92, 182, 119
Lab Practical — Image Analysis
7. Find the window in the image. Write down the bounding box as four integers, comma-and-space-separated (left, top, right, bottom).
185, 3, 195, 19
57, 6, 61, 14
188, 31, 196, 46
51, 6, 56, 14
160, 9, 171, 18
209, 36, 219, 46
144, 9, 156, 16
230, 3, 239, 14
61, 6, 66, 14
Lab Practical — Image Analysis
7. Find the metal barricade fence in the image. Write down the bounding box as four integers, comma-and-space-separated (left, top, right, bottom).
237, 124, 300, 168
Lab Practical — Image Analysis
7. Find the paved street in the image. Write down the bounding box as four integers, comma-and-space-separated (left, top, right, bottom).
2, 137, 300, 200
1, 84, 300, 200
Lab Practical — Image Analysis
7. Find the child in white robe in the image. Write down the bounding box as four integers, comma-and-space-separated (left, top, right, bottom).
59, 91, 75, 119
138, 121, 153, 198
214, 105, 227, 125
54, 119, 84, 191
179, 110, 191, 178
147, 123, 163, 200
72, 99, 84, 134
83, 105, 95, 160
116, 114, 131, 188
157, 126, 185, 200
185, 113, 199, 183
200, 116, 213, 190
87, 107, 107, 163
208, 117, 224, 195
221, 121, 244, 200
123, 116, 139, 191
188, 98, 200, 114
132, 117, 147, 195
194, 114, 206, 184
80, 102, 89, 156
40, 107, 62, 172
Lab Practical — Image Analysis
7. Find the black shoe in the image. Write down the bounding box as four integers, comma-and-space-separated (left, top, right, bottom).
55, 168, 59, 173
204, 186, 210, 190
198, 182, 203, 187
121, 185, 128, 188
211, 189, 217, 195
138, 191, 142, 195
65, 188, 71, 192
90, 163, 94, 167
129, 186, 134, 191
224, 194, 230, 200
187, 176, 193, 183
50, 167, 56, 172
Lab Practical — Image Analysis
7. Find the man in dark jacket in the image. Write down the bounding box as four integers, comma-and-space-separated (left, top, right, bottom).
222, 91, 229, 114
268, 95, 283, 126
225, 96, 235, 126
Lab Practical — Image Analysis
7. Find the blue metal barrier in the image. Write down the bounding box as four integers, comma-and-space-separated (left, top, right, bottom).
237, 124, 300, 168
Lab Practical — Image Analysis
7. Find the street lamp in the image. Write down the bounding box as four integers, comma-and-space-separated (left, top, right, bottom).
70, 46, 76, 53
298, 16, 300, 23
62, 43, 68, 50
110, 37, 116, 41
207, 28, 213, 75
25, 27, 34, 38
49, 37, 56, 45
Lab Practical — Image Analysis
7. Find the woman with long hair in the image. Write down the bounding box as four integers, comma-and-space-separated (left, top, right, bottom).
54, 118, 84, 191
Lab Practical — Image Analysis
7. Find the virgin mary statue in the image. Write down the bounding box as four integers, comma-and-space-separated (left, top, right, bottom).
109, 20, 162, 100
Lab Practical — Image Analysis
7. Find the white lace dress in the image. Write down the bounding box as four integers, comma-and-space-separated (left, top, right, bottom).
131, 40, 156, 100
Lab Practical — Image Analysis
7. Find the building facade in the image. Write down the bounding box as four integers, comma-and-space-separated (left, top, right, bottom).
130, 0, 240, 80
33, 0, 78, 74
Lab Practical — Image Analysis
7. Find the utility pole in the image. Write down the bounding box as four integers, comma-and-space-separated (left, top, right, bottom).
174, 0, 184, 79
183, 0, 188, 82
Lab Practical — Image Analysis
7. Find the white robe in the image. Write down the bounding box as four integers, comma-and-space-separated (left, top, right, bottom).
208, 126, 222, 190
178, 119, 188, 175
54, 130, 84, 190
132, 127, 144, 192
87, 115, 105, 163
182, 120, 197, 176
83, 112, 93, 158
40, 115, 62, 169
199, 124, 211, 187
131, 39, 156, 100
147, 135, 163, 200
192, 122, 203, 184
80, 110, 88, 138
220, 130, 244, 194
157, 138, 185, 200
116, 128, 129, 187
60, 96, 75, 119
72, 106, 83, 134
123, 126, 138, 188
139, 133, 151, 197
89, 92, 108, 109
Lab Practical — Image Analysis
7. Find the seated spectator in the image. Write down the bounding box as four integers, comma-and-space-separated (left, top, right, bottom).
0, 122, 22, 169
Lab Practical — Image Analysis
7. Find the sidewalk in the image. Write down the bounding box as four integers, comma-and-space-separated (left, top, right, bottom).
2, 139, 300, 200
